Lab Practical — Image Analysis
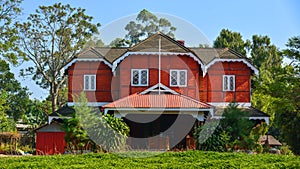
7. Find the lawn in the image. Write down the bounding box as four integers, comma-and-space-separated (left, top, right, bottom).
0, 151, 299, 169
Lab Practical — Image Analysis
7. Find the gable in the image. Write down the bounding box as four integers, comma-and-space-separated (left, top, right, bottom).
64, 32, 258, 76
129, 32, 190, 53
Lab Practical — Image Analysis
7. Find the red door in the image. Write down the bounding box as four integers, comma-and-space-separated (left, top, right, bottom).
36, 132, 66, 155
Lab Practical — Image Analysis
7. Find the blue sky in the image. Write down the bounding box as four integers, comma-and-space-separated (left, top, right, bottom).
15, 0, 300, 99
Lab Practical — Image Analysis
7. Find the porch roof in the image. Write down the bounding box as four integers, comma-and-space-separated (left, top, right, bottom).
103, 93, 212, 109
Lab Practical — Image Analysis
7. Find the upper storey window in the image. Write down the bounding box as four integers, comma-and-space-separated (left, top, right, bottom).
170, 69, 187, 87
131, 69, 149, 86
84, 75, 96, 91
223, 75, 235, 91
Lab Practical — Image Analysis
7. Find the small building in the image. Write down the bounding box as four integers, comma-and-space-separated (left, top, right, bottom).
35, 120, 66, 155
259, 135, 282, 147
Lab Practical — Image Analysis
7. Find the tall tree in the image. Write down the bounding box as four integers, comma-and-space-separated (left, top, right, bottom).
113, 9, 176, 47
17, 3, 100, 113
0, 60, 30, 121
0, 0, 25, 65
252, 36, 300, 155
283, 36, 300, 65
213, 29, 248, 56
247, 35, 282, 69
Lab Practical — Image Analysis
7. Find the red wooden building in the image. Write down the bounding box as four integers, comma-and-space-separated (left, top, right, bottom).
36, 121, 66, 155
61, 32, 269, 150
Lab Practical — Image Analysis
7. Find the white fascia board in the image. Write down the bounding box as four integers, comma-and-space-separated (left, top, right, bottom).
48, 116, 71, 124
208, 102, 251, 108
63, 58, 112, 71
67, 102, 110, 107
104, 108, 213, 112
213, 116, 269, 125
112, 52, 205, 73
204, 59, 258, 76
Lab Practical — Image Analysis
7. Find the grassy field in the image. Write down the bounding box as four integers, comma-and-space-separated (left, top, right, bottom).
0, 151, 299, 169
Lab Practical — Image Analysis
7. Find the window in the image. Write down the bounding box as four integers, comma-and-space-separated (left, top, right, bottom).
84, 75, 96, 91
170, 70, 187, 87
223, 75, 235, 91
131, 69, 148, 86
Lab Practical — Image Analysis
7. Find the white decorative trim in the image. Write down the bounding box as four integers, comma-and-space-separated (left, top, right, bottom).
140, 83, 179, 95
63, 58, 112, 71
106, 108, 212, 119
48, 116, 71, 124
67, 102, 110, 107
112, 52, 205, 73
208, 102, 251, 108
249, 117, 269, 125
204, 59, 258, 76
212, 116, 269, 124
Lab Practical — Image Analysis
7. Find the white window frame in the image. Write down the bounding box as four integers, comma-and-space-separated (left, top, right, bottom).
223, 75, 235, 91
131, 69, 149, 86
169, 69, 187, 87
84, 74, 96, 91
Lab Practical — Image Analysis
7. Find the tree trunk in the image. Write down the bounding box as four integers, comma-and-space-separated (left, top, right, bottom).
50, 83, 58, 114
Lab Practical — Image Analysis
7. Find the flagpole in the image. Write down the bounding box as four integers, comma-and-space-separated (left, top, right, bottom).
158, 35, 161, 95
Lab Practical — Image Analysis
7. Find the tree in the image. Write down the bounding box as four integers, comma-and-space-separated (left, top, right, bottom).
25, 99, 51, 127
0, 91, 16, 132
247, 35, 282, 69
17, 3, 100, 113
195, 103, 265, 152
73, 92, 129, 152
283, 36, 300, 65
252, 36, 300, 155
213, 29, 248, 56
113, 9, 176, 47
109, 38, 130, 48
0, 0, 25, 65
275, 36, 300, 155
83, 37, 105, 50
0, 59, 30, 121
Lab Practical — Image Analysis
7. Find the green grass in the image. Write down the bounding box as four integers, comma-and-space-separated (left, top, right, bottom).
0, 151, 299, 169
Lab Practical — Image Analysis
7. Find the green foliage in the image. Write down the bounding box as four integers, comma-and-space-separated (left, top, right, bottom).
62, 112, 89, 153
247, 35, 282, 69
0, 60, 31, 121
194, 120, 230, 152
0, 0, 25, 65
112, 9, 176, 47
282, 36, 300, 63
195, 103, 265, 152
252, 36, 300, 155
0, 151, 299, 168
17, 3, 100, 113
280, 145, 294, 156
67, 92, 129, 152
25, 99, 51, 128
213, 29, 248, 55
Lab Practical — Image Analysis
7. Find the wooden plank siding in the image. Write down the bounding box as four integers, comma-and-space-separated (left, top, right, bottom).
67, 54, 252, 104
200, 62, 251, 103
115, 54, 200, 100
68, 62, 113, 102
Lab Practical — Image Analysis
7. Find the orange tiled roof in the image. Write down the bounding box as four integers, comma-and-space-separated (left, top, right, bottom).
103, 93, 211, 109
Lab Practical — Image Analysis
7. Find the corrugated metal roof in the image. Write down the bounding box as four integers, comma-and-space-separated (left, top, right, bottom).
103, 93, 211, 109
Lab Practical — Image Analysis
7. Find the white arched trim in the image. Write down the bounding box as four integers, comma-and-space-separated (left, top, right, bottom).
63, 58, 113, 71
112, 52, 205, 72
204, 59, 258, 76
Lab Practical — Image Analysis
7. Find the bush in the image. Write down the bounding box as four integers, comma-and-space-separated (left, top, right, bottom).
194, 120, 230, 152
280, 145, 294, 156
